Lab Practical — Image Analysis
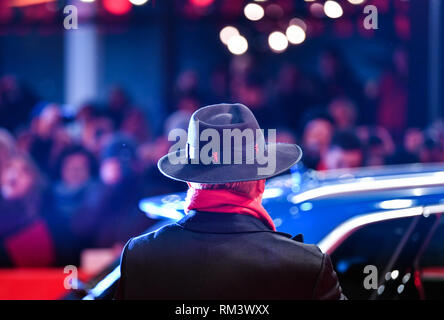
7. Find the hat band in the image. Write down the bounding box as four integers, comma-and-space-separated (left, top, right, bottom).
185, 142, 266, 165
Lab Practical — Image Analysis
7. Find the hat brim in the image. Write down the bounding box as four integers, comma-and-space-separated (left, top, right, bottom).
157, 143, 302, 183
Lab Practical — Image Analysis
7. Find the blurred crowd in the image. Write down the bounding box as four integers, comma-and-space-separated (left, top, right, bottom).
1, 47, 444, 268
0, 78, 185, 268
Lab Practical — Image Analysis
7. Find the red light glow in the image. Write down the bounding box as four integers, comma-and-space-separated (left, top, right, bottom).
190, 0, 213, 7
103, 0, 132, 15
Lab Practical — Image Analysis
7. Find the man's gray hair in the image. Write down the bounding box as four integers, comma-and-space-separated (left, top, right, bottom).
189, 180, 265, 198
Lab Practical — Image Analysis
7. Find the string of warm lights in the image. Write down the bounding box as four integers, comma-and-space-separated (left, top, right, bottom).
220, 0, 367, 55
4, 0, 406, 53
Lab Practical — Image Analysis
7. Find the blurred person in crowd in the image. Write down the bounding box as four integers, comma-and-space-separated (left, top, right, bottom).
427, 119, 444, 146
419, 135, 443, 163
315, 48, 365, 112
228, 56, 272, 125
51, 145, 98, 219
81, 110, 115, 157
320, 131, 364, 170
0, 154, 45, 216
0, 128, 16, 181
139, 104, 193, 169
275, 127, 298, 144
364, 135, 386, 167
120, 108, 151, 144
0, 154, 54, 267
377, 48, 408, 139
71, 135, 153, 249
76, 103, 96, 124
327, 96, 357, 130
231, 71, 269, 125
176, 93, 200, 114
175, 70, 200, 98
425, 120, 444, 162
301, 109, 335, 170
107, 86, 132, 128
107, 86, 151, 143
272, 63, 317, 131
45, 145, 98, 265
386, 128, 422, 165
27, 102, 71, 173
137, 92, 198, 171
0, 75, 38, 132
404, 128, 424, 155
357, 126, 395, 166
138, 109, 190, 196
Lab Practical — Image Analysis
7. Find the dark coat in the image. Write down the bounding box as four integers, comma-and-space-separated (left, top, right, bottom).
116, 210, 346, 300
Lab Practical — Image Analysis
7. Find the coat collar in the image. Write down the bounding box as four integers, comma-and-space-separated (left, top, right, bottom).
176, 210, 292, 238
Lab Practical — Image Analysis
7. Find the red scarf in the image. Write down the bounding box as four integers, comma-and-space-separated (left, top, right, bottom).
185, 187, 276, 231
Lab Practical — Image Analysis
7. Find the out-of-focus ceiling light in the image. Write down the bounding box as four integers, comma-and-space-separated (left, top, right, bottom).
219, 26, 240, 45
268, 31, 288, 53
289, 17, 307, 31
190, 0, 214, 7
286, 25, 306, 45
324, 1, 343, 19
348, 0, 365, 4
244, 3, 264, 21
309, 3, 324, 18
227, 35, 248, 55
130, 0, 149, 5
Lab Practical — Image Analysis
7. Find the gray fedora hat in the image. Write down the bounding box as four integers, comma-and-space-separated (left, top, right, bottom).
158, 103, 302, 183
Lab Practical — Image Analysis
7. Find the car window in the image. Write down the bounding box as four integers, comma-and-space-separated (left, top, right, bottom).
419, 215, 444, 268
331, 217, 412, 272
330, 215, 436, 299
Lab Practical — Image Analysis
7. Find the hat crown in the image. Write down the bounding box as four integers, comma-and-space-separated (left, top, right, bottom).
187, 103, 262, 147
185, 103, 264, 164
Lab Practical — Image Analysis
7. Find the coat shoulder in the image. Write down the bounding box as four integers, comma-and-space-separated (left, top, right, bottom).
125, 223, 179, 252
269, 231, 324, 260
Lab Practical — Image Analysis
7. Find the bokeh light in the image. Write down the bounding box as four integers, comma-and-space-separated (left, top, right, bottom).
130, 0, 149, 5
289, 18, 307, 31
244, 3, 264, 21
286, 25, 306, 45
227, 35, 248, 55
219, 26, 240, 45
324, 1, 343, 19
268, 31, 288, 53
